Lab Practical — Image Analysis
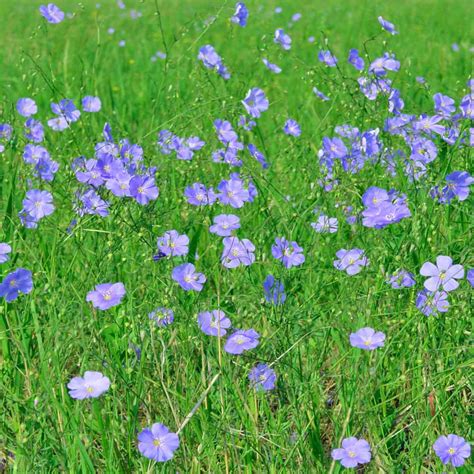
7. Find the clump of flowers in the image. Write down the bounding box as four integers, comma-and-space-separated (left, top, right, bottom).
361, 187, 411, 228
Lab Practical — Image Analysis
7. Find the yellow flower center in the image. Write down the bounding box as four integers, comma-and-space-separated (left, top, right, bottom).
153, 439, 161, 447
103, 292, 111, 301
137, 186, 144, 194
9, 279, 17, 287
86, 386, 94, 393
448, 448, 455, 454
439, 272, 446, 280
236, 336, 245, 345
348, 450, 356, 458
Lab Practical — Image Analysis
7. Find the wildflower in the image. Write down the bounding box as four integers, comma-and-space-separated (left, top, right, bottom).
348, 49, 365, 70
39, 3, 65, 23
82, 96, 102, 112
413, 115, 445, 136
274, 28, 291, 50
334, 249, 369, 275
24, 118, 45, 142
311, 215, 338, 233
221, 236, 255, 268
157, 230, 189, 257
138, 424, 179, 462
323, 137, 347, 159
224, 329, 260, 354
67, 371, 110, 399
86, 283, 126, 310
0, 123, 13, 140
378, 16, 397, 34
420, 256, 464, 292
22, 190, 55, 220
468, 269, 474, 288
318, 50, 338, 67
75, 189, 109, 217
350, 328, 385, 350
47, 116, 69, 131
248, 144, 268, 169
262, 58, 282, 74
442, 171, 473, 202
172, 263, 206, 291
184, 183, 216, 206
433, 93, 455, 116
433, 434, 471, 467
263, 275, 286, 305
248, 364, 276, 391
0, 243, 12, 264
331, 437, 371, 468
416, 289, 449, 316
106, 171, 132, 197
198, 310, 231, 336
369, 53, 400, 76
16, 98, 37, 117
0, 268, 33, 302
283, 119, 301, 137
387, 269, 416, 288
361, 187, 411, 229
148, 308, 174, 327
51, 99, 81, 123
271, 237, 304, 268
198, 45, 230, 79
238, 115, 256, 131
312, 86, 330, 101
129, 175, 159, 205
209, 214, 240, 237
217, 177, 250, 208
231, 2, 248, 27
242, 88, 269, 118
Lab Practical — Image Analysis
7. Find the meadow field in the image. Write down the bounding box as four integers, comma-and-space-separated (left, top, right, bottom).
0, 0, 473, 472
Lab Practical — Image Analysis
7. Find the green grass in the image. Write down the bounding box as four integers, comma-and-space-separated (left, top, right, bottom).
0, 0, 472, 472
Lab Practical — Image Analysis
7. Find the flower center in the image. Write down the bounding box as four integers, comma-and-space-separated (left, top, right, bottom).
236, 336, 245, 345
9, 279, 17, 288
34, 201, 42, 208
348, 450, 356, 458
448, 447, 455, 455
153, 439, 161, 447
86, 386, 94, 393
439, 272, 446, 280
137, 186, 144, 194
103, 292, 111, 301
